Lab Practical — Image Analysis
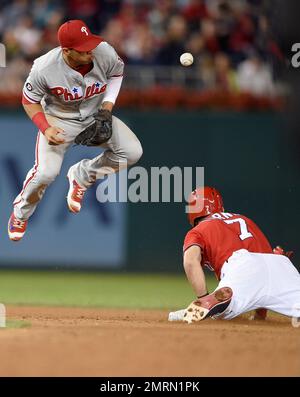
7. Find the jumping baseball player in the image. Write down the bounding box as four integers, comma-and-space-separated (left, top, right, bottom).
180, 187, 300, 323
8, 20, 143, 241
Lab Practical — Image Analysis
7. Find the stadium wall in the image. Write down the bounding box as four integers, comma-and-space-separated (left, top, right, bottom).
0, 110, 298, 271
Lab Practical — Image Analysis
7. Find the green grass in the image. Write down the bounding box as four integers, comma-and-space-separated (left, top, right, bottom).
3, 320, 31, 329
0, 270, 218, 310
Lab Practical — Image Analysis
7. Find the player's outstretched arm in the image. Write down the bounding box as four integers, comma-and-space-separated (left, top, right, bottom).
22, 102, 65, 146
183, 245, 208, 298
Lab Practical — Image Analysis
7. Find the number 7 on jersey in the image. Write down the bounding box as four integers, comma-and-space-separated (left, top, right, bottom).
224, 218, 253, 241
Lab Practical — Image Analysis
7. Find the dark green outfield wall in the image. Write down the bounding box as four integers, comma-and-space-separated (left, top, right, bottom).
115, 110, 300, 272
0, 109, 298, 271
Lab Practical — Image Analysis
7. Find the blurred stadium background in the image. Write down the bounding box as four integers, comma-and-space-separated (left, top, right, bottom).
0, 0, 299, 309
0, 0, 289, 106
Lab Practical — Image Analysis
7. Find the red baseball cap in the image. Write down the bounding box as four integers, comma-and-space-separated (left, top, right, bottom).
58, 20, 102, 52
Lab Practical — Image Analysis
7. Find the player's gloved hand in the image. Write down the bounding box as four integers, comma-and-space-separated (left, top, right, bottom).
75, 109, 113, 146
94, 108, 113, 140
273, 245, 294, 259
44, 126, 65, 146
249, 308, 268, 321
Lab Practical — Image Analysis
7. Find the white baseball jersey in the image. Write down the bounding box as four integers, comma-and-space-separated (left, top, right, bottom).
23, 42, 124, 122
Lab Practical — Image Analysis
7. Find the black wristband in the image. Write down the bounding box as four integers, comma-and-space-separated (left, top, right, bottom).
197, 291, 209, 299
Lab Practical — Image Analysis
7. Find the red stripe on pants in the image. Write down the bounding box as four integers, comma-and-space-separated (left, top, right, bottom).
14, 131, 40, 206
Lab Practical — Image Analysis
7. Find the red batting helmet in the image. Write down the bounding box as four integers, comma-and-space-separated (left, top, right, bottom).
187, 186, 224, 226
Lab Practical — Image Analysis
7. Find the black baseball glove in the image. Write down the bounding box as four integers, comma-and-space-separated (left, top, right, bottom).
75, 109, 113, 146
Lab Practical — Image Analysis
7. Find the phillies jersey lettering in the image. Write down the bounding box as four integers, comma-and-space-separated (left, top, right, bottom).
22, 42, 124, 121
183, 212, 272, 279
50, 82, 107, 101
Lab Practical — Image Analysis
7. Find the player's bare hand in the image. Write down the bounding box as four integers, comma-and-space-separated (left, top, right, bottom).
44, 126, 65, 146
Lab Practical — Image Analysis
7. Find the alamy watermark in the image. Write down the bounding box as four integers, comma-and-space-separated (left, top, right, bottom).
96, 165, 205, 213
0, 304, 6, 328
0, 43, 6, 67
291, 303, 300, 328
291, 43, 300, 68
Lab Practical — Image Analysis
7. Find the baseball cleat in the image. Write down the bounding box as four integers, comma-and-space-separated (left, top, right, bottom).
183, 287, 233, 324
67, 168, 86, 213
8, 212, 28, 241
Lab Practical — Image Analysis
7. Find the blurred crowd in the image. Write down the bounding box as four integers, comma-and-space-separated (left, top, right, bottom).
0, 0, 286, 101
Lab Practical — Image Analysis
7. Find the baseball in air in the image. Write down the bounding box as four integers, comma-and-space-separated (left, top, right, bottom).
180, 52, 194, 66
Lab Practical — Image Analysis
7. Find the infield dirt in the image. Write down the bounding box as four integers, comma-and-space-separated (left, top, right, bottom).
0, 305, 299, 376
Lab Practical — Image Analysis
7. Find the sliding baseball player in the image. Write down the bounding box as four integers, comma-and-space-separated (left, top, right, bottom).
180, 187, 300, 323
